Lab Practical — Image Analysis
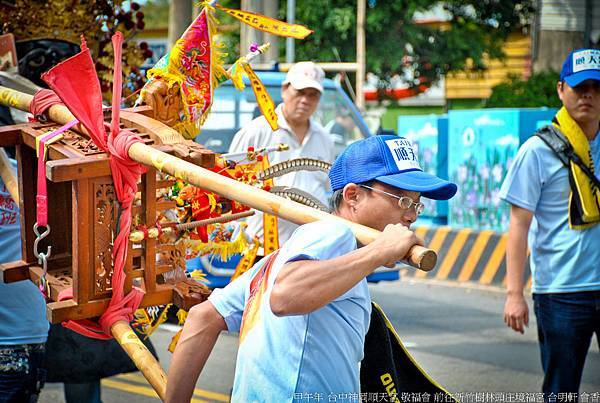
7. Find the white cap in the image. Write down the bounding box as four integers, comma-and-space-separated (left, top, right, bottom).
283, 61, 325, 93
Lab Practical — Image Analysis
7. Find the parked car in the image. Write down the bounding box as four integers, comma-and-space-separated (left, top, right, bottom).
195, 70, 372, 156
189, 70, 399, 287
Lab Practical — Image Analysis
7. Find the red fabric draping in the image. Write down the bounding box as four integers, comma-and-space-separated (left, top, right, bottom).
37, 33, 146, 339
29, 89, 62, 119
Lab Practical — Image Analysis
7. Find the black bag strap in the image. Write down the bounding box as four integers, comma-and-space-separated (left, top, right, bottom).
535, 125, 600, 189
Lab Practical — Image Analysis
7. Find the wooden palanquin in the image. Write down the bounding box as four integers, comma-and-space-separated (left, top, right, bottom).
0, 106, 213, 323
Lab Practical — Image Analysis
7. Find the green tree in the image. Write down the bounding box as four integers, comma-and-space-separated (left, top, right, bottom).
142, 0, 534, 98
486, 71, 562, 108
142, 0, 170, 29
284, 0, 534, 94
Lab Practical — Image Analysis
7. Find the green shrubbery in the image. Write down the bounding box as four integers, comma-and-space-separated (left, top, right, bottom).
486, 71, 562, 108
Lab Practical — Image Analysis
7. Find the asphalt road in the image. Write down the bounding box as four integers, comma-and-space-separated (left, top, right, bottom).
38, 279, 600, 402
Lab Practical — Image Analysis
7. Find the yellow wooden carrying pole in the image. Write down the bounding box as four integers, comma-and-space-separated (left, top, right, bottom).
110, 321, 167, 400
0, 85, 437, 270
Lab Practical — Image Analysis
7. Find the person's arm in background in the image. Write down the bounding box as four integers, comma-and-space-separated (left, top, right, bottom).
503, 204, 533, 334
166, 302, 226, 403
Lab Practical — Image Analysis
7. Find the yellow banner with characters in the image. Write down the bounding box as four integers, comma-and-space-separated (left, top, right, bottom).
260, 155, 279, 254
242, 63, 278, 131
216, 5, 312, 39
230, 238, 260, 283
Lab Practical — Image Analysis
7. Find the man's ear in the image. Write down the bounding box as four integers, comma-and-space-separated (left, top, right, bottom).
557, 81, 564, 101
342, 183, 360, 207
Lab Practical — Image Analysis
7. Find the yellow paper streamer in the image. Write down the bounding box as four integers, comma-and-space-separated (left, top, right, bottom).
216, 5, 313, 39
167, 309, 188, 353
229, 59, 247, 91
260, 155, 279, 253
230, 237, 260, 283
242, 63, 278, 131
176, 308, 188, 325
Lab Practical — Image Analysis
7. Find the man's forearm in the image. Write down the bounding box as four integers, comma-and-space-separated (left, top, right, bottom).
271, 245, 379, 315
269, 226, 418, 316
166, 302, 226, 403
505, 208, 532, 297
506, 235, 528, 296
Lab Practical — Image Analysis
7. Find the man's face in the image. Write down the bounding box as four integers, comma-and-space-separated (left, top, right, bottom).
353, 182, 421, 231
281, 84, 321, 124
557, 79, 600, 126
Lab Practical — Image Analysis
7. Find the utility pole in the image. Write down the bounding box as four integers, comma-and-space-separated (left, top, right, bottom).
356, 0, 366, 110
285, 0, 295, 63
240, 0, 279, 64
168, 0, 193, 48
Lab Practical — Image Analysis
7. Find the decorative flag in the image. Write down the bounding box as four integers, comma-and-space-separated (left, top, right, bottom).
139, 1, 313, 138
216, 4, 312, 39
143, 4, 226, 139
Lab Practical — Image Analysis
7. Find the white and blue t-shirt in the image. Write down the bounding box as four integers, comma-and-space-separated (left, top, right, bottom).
499, 135, 600, 294
209, 220, 371, 403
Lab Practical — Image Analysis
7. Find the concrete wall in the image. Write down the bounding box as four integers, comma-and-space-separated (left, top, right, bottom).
533, 0, 600, 73
533, 30, 585, 73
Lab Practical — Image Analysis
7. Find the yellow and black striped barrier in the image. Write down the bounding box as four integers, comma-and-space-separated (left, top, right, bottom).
401, 226, 531, 288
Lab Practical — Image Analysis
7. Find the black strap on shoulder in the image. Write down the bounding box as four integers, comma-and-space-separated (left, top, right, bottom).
535, 125, 600, 189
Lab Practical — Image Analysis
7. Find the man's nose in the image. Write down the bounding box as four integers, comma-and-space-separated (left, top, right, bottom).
403, 208, 417, 224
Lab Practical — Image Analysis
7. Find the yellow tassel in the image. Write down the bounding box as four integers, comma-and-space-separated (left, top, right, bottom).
176, 308, 188, 325
146, 68, 184, 89
186, 223, 251, 262
133, 308, 152, 336
207, 193, 218, 212
205, 3, 229, 89
168, 329, 183, 353
173, 120, 200, 140
190, 269, 209, 284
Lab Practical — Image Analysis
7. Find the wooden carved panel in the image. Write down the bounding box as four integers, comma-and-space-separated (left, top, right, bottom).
158, 243, 187, 284
93, 182, 118, 296
61, 130, 104, 156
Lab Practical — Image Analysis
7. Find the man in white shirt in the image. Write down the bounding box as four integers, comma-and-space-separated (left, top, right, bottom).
228, 62, 335, 253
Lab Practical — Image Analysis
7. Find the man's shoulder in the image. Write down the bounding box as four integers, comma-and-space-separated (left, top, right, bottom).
308, 120, 335, 149
294, 220, 355, 245
243, 115, 274, 135
280, 220, 357, 263
519, 133, 559, 160
229, 115, 279, 151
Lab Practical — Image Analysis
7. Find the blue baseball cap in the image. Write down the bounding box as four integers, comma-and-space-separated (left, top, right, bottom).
329, 135, 457, 200
560, 48, 600, 87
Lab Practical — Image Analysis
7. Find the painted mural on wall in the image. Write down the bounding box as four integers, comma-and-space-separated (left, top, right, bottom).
448, 110, 520, 232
